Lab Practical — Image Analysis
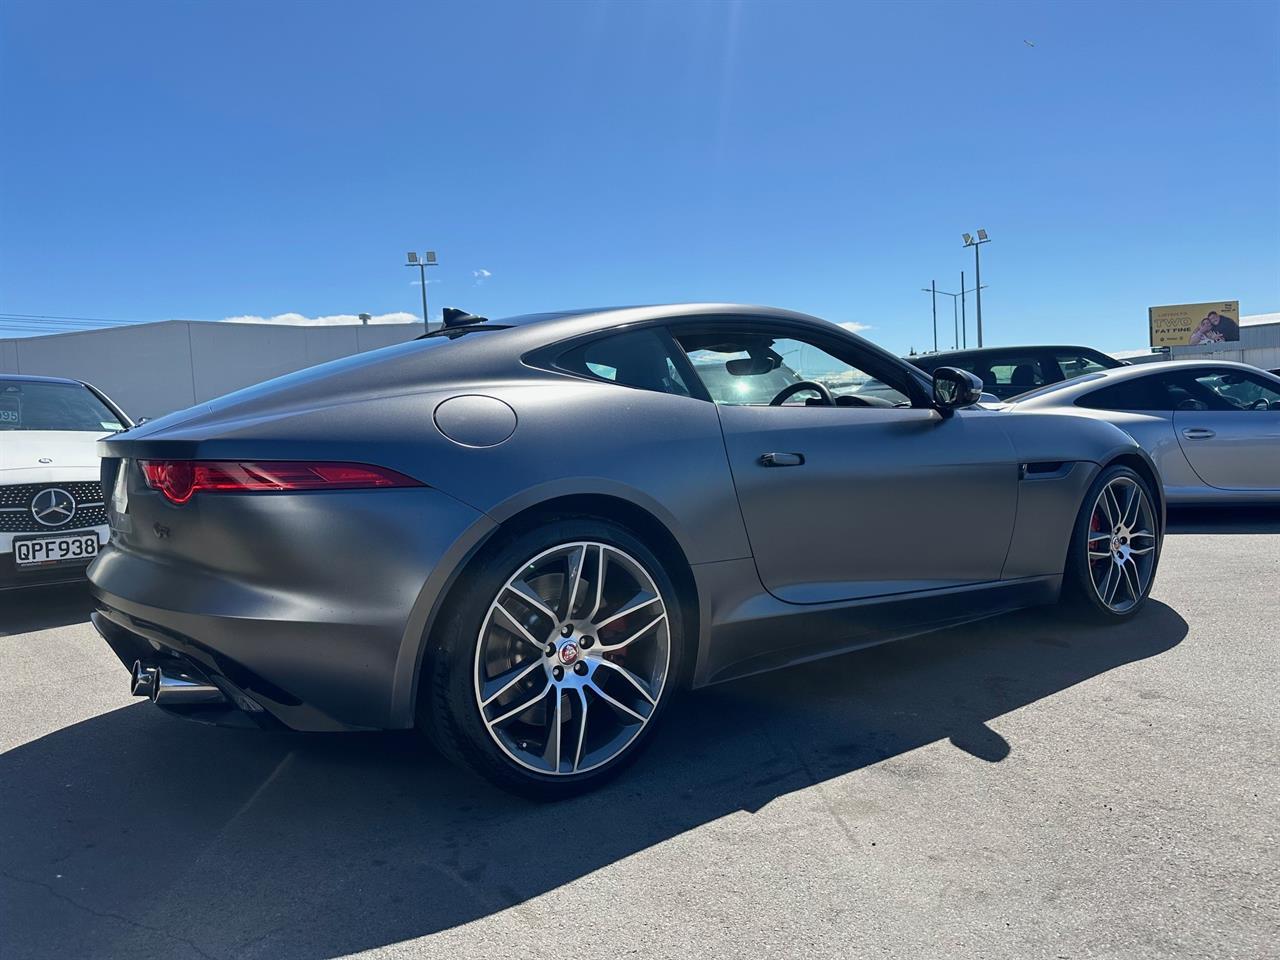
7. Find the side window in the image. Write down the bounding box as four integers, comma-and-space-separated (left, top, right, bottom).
1189, 371, 1280, 411
1053, 351, 1114, 380
673, 328, 911, 407
557, 329, 691, 397
1076, 377, 1173, 411
986, 356, 1050, 392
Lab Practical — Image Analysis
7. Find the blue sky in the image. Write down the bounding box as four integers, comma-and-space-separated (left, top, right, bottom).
1, 0, 1277, 354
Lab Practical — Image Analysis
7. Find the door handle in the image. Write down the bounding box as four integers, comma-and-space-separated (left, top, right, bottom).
1182, 428, 1216, 440
759, 452, 805, 467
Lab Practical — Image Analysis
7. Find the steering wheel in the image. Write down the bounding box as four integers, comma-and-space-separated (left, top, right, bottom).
1249, 398, 1271, 410
769, 381, 835, 407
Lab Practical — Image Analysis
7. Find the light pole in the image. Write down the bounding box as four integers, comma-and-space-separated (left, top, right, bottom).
922, 280, 938, 352
929, 276, 988, 349
405, 250, 438, 332
961, 230, 990, 346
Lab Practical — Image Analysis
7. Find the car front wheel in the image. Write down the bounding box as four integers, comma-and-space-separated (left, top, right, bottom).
1063, 465, 1161, 621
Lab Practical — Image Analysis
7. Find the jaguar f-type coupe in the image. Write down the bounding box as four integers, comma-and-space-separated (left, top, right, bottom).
89, 304, 1165, 796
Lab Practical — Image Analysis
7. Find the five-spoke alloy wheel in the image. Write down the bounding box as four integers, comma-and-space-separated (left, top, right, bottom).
1064, 465, 1161, 621
1086, 474, 1158, 613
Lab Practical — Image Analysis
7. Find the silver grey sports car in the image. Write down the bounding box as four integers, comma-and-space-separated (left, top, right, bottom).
89, 304, 1165, 797
1005, 360, 1280, 504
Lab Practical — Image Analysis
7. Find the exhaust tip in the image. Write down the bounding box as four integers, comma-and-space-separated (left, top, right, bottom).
152, 665, 226, 706
131, 660, 159, 698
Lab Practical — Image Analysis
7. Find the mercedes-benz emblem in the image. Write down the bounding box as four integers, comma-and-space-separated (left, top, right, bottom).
31, 487, 76, 527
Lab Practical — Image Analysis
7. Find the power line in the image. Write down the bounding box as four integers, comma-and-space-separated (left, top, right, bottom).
0, 317, 151, 332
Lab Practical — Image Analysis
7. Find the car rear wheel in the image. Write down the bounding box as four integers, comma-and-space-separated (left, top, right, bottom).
1062, 465, 1160, 621
423, 517, 683, 799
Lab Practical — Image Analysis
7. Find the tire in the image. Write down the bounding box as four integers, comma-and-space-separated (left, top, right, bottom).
422, 516, 685, 799
1061, 464, 1161, 622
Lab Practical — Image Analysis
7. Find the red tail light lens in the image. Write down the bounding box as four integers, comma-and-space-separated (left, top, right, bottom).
139, 460, 423, 505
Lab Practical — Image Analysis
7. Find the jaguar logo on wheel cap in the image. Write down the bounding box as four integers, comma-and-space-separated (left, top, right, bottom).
557, 640, 581, 666
31, 487, 76, 527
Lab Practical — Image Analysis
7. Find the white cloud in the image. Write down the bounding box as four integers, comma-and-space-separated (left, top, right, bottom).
409, 279, 440, 287
223, 312, 421, 326
472, 268, 492, 285
836, 321, 872, 334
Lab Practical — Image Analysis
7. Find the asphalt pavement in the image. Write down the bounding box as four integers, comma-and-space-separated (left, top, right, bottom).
1, 508, 1277, 960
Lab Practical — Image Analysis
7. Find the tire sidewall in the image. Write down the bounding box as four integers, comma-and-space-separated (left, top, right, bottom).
426, 516, 685, 799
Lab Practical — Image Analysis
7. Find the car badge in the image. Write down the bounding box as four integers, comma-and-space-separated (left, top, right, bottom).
38, 457, 53, 464
31, 487, 76, 527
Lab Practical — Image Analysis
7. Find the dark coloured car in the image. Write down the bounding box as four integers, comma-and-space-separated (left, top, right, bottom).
89, 304, 1164, 797
909, 345, 1124, 400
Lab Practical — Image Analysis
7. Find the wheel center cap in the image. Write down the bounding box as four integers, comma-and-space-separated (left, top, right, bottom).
557, 640, 581, 666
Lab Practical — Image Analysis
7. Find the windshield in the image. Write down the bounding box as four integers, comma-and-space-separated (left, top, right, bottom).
0, 380, 124, 432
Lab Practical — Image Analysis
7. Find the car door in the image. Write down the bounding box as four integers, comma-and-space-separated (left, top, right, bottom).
1173, 369, 1280, 490
673, 321, 1019, 604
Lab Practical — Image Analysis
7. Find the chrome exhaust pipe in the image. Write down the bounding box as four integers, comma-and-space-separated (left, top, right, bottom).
131, 660, 159, 698
151, 665, 226, 706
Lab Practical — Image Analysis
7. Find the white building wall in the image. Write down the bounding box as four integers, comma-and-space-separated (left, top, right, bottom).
0, 321, 422, 419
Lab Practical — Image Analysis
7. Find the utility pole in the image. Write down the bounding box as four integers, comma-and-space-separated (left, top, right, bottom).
960, 270, 967, 349
405, 251, 438, 332
929, 280, 938, 352
962, 230, 990, 347
919, 282, 940, 352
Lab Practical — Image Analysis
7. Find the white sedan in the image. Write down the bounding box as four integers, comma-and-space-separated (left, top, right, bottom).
1, 375, 131, 590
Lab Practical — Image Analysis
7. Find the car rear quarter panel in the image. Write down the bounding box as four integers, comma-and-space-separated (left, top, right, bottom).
97, 376, 749, 728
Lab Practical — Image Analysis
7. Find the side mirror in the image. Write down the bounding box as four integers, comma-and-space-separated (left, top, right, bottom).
932, 367, 984, 414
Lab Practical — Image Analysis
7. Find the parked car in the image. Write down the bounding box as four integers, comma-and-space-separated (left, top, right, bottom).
909, 345, 1124, 400
89, 304, 1164, 797
1007, 360, 1280, 504
1, 375, 131, 589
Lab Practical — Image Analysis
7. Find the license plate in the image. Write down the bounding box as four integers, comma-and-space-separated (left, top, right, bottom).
14, 532, 100, 566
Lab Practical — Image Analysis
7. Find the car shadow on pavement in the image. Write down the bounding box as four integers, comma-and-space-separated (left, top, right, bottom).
0, 601, 1187, 960
1167, 505, 1280, 535
0, 583, 95, 636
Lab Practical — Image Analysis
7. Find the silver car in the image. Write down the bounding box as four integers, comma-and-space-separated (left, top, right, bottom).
89, 304, 1166, 797
1008, 360, 1280, 504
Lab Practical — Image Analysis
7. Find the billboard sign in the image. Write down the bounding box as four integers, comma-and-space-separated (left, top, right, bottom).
1149, 300, 1240, 348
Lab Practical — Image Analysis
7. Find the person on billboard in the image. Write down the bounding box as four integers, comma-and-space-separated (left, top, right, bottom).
1189, 310, 1239, 345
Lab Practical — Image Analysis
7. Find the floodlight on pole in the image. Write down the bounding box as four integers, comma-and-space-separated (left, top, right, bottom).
404, 250, 439, 332
962, 229, 991, 347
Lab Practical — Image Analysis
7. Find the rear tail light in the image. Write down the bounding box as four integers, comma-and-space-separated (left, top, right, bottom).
139, 460, 423, 505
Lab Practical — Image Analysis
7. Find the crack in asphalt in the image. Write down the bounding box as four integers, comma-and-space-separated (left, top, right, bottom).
1, 868, 220, 960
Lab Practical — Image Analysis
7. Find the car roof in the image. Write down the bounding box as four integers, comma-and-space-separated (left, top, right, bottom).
0, 373, 86, 386
909, 344, 1112, 360
1010, 359, 1276, 406
455, 302, 889, 360
492, 302, 834, 330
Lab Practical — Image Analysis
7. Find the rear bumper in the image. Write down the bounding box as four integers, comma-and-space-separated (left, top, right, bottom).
88, 487, 495, 732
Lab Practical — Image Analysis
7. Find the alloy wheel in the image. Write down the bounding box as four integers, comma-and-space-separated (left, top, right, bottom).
473, 541, 672, 775
1087, 476, 1157, 613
